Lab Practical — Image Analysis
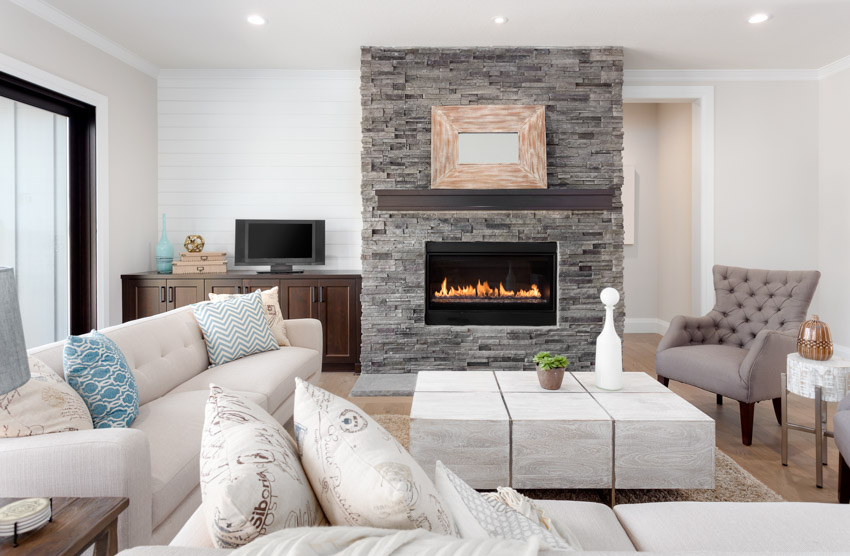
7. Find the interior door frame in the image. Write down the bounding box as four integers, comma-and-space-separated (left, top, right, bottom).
0, 52, 109, 332
623, 85, 715, 317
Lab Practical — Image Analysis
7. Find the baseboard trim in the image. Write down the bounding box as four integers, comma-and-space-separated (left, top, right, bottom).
625, 317, 670, 335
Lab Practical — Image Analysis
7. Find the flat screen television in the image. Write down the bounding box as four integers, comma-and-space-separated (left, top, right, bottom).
235, 219, 325, 273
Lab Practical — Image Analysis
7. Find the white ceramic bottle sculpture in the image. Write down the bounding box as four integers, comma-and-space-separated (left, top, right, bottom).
594, 287, 623, 390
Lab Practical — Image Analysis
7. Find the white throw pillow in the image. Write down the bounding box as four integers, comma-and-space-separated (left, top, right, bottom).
200, 385, 325, 548
434, 461, 579, 551
0, 356, 93, 437
294, 378, 457, 536
208, 286, 290, 346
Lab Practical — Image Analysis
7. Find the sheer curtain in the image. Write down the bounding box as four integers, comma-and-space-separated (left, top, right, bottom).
0, 97, 70, 347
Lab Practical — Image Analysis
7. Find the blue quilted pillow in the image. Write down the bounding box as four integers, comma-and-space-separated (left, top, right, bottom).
63, 331, 140, 428
193, 290, 279, 367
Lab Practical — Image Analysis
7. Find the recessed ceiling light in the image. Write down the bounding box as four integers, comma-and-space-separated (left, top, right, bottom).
748, 13, 771, 24
492, 16, 508, 25
246, 14, 266, 25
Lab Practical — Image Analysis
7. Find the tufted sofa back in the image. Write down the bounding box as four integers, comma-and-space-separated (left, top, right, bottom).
706, 265, 819, 350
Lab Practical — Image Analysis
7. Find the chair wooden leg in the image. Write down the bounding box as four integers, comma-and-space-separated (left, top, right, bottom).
840, 454, 850, 504
739, 401, 755, 446
717, 394, 723, 405
772, 397, 782, 425
657, 376, 669, 387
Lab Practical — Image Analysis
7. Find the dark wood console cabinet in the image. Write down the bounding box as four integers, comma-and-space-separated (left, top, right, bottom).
121, 271, 361, 371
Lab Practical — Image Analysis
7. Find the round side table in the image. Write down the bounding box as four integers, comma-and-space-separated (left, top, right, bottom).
781, 353, 850, 488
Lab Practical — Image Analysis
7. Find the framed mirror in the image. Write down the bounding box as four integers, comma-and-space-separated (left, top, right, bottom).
431, 105, 547, 189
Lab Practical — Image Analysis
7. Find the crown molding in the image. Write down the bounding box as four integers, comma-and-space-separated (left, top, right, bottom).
624, 68, 819, 83
8, 0, 158, 78
8, 0, 850, 84
818, 53, 850, 80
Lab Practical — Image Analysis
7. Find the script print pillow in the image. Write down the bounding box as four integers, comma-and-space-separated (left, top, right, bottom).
294, 378, 456, 536
0, 356, 93, 437
200, 385, 325, 548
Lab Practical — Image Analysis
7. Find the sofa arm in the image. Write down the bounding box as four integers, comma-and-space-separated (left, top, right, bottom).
0, 428, 152, 549
284, 318, 323, 354
740, 329, 797, 402
657, 315, 717, 353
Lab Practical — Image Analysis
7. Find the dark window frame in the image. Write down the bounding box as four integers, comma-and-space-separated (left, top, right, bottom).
0, 70, 97, 334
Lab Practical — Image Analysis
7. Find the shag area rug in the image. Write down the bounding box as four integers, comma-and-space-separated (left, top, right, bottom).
373, 413, 783, 504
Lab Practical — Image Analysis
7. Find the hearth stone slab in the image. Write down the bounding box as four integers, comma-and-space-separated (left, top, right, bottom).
572, 371, 672, 393
495, 370, 585, 393
410, 391, 510, 488
415, 370, 499, 392
592, 392, 715, 489
349, 373, 418, 397
505, 393, 613, 488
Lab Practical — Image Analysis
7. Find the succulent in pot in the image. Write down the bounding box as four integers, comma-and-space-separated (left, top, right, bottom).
533, 351, 570, 390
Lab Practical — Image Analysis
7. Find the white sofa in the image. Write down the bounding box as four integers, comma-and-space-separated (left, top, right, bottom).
120, 497, 850, 554
0, 305, 323, 551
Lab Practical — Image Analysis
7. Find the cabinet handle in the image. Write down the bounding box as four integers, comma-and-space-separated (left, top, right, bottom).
236, 286, 242, 294
160, 286, 166, 303
319, 286, 324, 303
168, 286, 173, 304
311, 286, 316, 303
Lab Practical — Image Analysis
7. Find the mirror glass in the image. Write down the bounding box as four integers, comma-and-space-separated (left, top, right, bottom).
457, 132, 519, 164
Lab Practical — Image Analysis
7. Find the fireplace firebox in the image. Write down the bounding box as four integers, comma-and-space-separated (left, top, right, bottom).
425, 242, 557, 326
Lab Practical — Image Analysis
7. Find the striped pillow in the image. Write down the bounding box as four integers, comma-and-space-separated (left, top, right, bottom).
193, 291, 279, 366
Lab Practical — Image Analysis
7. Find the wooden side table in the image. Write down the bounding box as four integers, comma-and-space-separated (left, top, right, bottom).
781, 353, 850, 488
0, 497, 128, 556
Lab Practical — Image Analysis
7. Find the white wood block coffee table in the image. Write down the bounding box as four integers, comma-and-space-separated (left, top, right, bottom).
593, 392, 715, 489
410, 390, 510, 488
415, 370, 500, 392
408, 370, 715, 496
505, 392, 612, 488
495, 370, 585, 393
572, 371, 671, 393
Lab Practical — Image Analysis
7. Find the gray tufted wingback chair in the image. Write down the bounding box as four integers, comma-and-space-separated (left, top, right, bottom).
656, 265, 820, 445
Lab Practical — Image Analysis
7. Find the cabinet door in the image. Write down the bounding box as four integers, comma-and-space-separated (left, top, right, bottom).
243, 279, 280, 295
280, 279, 319, 319
166, 279, 205, 310
318, 278, 358, 365
206, 279, 244, 297
122, 278, 166, 322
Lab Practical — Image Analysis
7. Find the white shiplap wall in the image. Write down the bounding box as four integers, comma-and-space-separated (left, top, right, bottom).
157, 69, 362, 271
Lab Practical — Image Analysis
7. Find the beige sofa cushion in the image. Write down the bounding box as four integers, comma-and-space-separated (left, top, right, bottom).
133, 389, 267, 529
614, 502, 850, 552
170, 347, 319, 413
29, 307, 209, 406
534, 500, 635, 552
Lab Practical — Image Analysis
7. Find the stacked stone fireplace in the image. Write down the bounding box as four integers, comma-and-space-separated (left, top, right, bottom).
360, 47, 625, 375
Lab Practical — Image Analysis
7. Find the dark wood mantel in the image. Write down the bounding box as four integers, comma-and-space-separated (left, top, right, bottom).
375, 189, 614, 211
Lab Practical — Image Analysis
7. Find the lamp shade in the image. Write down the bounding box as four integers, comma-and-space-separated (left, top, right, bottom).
0, 267, 30, 395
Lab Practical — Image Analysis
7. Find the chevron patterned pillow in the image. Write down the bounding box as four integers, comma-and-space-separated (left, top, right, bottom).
193, 291, 279, 367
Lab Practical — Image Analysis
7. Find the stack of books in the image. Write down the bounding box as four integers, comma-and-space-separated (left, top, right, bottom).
172, 252, 227, 275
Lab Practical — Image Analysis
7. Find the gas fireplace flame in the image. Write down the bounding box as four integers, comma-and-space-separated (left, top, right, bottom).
434, 277, 542, 300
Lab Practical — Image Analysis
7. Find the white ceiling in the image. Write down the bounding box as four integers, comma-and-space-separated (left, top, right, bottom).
33, 0, 850, 71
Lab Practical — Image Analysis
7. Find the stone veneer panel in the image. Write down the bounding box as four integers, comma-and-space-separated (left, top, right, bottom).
361, 47, 624, 374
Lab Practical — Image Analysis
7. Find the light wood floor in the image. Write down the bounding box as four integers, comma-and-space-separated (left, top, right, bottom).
318, 333, 842, 503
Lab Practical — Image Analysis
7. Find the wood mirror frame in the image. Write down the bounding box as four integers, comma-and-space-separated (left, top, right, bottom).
431, 105, 547, 189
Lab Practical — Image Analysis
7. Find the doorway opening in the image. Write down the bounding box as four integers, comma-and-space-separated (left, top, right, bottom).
0, 71, 96, 344
622, 86, 715, 334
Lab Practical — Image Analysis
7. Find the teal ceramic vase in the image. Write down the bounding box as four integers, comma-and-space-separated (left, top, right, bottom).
155, 213, 174, 274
